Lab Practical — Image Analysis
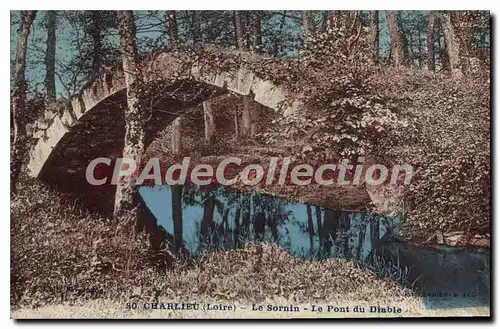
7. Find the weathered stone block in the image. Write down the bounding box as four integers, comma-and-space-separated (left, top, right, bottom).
37, 119, 50, 130
61, 109, 76, 127
44, 116, 69, 148
251, 80, 286, 110
71, 96, 86, 120
32, 130, 45, 139
214, 72, 228, 88
28, 116, 69, 177
43, 110, 58, 121
225, 69, 253, 96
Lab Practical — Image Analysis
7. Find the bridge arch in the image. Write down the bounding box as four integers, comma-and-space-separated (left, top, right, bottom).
27, 49, 301, 180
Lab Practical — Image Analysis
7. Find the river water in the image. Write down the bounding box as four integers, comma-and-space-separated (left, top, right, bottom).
139, 185, 490, 310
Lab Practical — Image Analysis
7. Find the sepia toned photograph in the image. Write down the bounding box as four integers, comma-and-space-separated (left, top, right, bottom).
10, 9, 490, 319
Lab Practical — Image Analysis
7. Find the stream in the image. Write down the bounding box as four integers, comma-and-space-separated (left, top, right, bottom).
139, 185, 490, 310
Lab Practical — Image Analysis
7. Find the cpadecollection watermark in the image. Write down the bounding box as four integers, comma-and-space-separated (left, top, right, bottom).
85, 156, 413, 187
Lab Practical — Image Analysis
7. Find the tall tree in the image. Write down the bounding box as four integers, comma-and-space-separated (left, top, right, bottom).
327, 11, 337, 29
191, 11, 202, 45
114, 11, 148, 216
234, 11, 249, 51
386, 11, 409, 67
166, 10, 178, 44
166, 11, 183, 154
271, 10, 287, 57
427, 11, 436, 71
235, 11, 255, 138
11, 10, 36, 196
64, 10, 118, 85
189, 11, 217, 145
369, 11, 379, 64
435, 16, 450, 71
203, 101, 216, 143
252, 11, 262, 54
88, 11, 103, 78
171, 116, 182, 154
44, 11, 57, 103
441, 12, 463, 78
241, 94, 253, 138
302, 11, 315, 36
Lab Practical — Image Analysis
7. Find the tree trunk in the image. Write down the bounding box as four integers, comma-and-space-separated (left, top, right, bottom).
233, 107, 239, 139
320, 11, 329, 32
252, 11, 262, 54
272, 11, 287, 57
171, 117, 182, 154
192, 11, 202, 45
90, 11, 102, 78
326, 11, 336, 29
11, 11, 36, 196
241, 95, 253, 138
166, 13, 182, 155
234, 11, 249, 51
435, 16, 450, 71
166, 10, 178, 44
203, 101, 216, 143
302, 11, 315, 36
171, 185, 183, 251
369, 11, 379, 64
234, 11, 254, 139
386, 11, 409, 67
441, 12, 463, 78
44, 11, 56, 103
114, 11, 147, 217
427, 12, 436, 71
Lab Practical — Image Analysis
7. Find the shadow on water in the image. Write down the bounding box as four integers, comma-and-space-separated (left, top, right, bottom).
139, 184, 490, 310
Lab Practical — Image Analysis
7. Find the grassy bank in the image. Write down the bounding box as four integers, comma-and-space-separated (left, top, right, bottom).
10, 179, 442, 319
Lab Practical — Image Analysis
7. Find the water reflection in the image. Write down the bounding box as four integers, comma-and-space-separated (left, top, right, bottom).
139, 185, 490, 310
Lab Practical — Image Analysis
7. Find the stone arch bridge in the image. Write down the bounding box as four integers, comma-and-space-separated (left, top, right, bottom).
27, 47, 388, 213
27, 48, 303, 208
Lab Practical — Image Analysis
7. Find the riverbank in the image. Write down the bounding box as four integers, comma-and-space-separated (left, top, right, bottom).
11, 178, 490, 319
10, 180, 410, 314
